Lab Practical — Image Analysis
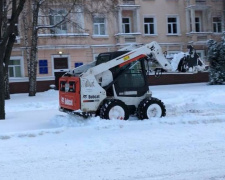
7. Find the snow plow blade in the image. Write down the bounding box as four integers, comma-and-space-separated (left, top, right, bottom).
59, 107, 94, 118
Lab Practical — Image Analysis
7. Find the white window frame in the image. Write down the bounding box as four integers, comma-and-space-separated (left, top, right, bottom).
73, 6, 85, 33
167, 15, 180, 35
122, 17, 131, 33
93, 16, 107, 36
9, 56, 24, 78
49, 9, 67, 34
143, 16, 157, 35
38, 7, 87, 36
213, 16, 222, 33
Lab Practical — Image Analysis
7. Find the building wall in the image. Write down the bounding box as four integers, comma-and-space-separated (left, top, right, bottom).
9, 0, 224, 93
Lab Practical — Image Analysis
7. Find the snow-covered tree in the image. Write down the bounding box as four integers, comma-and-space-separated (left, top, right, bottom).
207, 36, 225, 85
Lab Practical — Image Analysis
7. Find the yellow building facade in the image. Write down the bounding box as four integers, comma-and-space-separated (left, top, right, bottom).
10, 0, 224, 93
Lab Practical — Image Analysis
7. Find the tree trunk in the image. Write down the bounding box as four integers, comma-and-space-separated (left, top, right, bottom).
28, 32, 38, 97
22, 2, 32, 96
4, 33, 16, 100
0, 31, 7, 120
4, 73, 10, 100
0, 47, 5, 120
0, 70, 5, 120
28, 1, 40, 97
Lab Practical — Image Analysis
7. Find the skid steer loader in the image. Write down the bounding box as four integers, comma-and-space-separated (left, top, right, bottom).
59, 41, 204, 120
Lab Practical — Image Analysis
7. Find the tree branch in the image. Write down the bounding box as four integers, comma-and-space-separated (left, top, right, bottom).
37, 2, 76, 30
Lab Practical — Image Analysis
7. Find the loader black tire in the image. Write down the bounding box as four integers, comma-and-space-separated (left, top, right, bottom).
99, 99, 129, 120
137, 97, 166, 120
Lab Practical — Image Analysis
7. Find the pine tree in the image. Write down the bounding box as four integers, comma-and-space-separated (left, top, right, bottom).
207, 37, 225, 85
218, 37, 225, 82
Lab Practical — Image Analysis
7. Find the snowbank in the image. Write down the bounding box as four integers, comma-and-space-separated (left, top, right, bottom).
1, 83, 225, 180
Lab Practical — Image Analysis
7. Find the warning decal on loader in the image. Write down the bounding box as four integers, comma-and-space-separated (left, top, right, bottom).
123, 55, 130, 61
119, 54, 147, 67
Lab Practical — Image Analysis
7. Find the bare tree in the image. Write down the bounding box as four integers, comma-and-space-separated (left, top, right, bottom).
26, 0, 77, 96
22, 0, 118, 96
1, 0, 13, 100
0, 0, 26, 120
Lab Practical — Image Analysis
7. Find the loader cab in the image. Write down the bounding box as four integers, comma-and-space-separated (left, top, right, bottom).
96, 51, 149, 98
114, 59, 149, 97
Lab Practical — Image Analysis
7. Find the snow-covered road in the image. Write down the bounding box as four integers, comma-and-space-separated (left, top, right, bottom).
0, 83, 225, 180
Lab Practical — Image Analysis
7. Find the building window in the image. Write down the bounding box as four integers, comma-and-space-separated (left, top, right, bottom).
123, 0, 135, 5
196, 0, 206, 3
144, 17, 155, 35
49, 9, 67, 34
9, 59, 22, 77
122, 18, 131, 33
54, 57, 68, 69
213, 17, 222, 33
93, 17, 106, 35
167, 17, 179, 34
196, 50, 205, 61
73, 7, 84, 33
195, 17, 201, 32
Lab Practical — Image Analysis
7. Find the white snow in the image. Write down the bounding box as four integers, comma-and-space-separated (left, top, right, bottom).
1, 83, 225, 180
170, 52, 206, 72
170, 52, 189, 71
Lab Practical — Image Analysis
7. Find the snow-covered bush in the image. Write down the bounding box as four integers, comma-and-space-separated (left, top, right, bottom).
207, 37, 225, 85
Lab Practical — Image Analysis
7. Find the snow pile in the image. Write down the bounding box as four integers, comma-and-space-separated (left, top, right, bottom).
170, 52, 206, 73
1, 83, 225, 180
2, 83, 225, 132
170, 52, 188, 71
